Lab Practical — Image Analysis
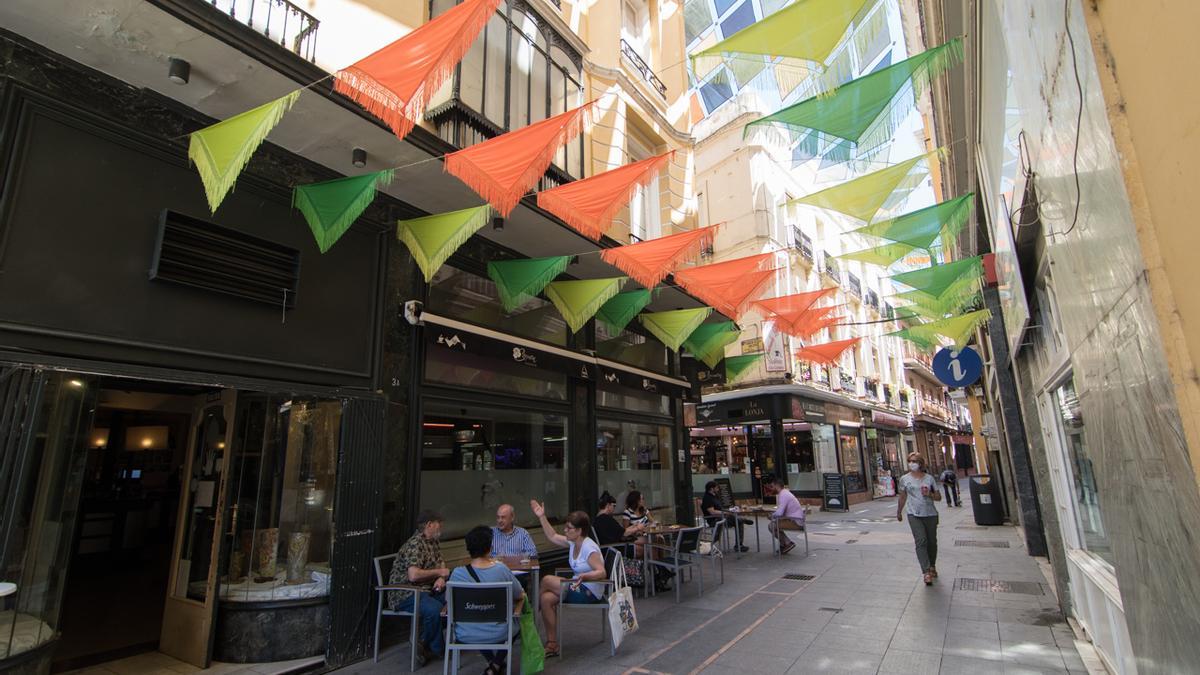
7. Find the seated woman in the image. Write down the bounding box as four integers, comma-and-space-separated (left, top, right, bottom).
529, 499, 606, 658
621, 490, 656, 558
594, 491, 644, 547
448, 526, 526, 675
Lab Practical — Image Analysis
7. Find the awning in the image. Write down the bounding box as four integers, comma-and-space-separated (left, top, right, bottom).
871, 410, 910, 429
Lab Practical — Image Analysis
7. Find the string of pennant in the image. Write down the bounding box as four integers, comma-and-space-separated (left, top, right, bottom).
181, 0, 987, 381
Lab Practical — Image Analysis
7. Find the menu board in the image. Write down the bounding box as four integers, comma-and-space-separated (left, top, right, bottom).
822, 472, 848, 512
713, 477, 735, 509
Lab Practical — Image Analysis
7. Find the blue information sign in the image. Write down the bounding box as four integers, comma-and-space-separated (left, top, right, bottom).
932, 347, 983, 388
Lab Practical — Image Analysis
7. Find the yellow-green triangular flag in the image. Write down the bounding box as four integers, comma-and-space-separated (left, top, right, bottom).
793, 151, 939, 223
889, 309, 991, 349
544, 277, 626, 334
638, 308, 713, 352
397, 205, 493, 282
188, 90, 302, 212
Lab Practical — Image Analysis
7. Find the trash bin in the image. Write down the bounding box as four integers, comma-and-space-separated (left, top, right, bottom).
969, 475, 1004, 526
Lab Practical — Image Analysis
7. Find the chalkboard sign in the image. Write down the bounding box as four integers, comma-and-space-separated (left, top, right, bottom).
713, 477, 735, 509
822, 472, 849, 512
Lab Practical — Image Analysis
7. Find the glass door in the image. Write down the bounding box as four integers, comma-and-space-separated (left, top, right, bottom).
747, 424, 774, 500
159, 390, 236, 667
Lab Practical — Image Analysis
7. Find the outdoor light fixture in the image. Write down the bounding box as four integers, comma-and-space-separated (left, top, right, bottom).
492, 216, 504, 231
167, 57, 190, 85
352, 147, 367, 168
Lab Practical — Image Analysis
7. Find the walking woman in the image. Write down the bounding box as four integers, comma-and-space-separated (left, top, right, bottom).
897, 452, 942, 585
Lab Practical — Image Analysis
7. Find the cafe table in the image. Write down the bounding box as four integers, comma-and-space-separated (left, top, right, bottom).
497, 555, 540, 625
720, 505, 775, 554
640, 524, 685, 597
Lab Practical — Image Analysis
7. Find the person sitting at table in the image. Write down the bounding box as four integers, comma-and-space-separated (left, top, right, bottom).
594, 491, 644, 546
529, 499, 606, 658
622, 490, 654, 528
449, 525, 526, 675
492, 503, 538, 558
764, 475, 806, 555
701, 481, 750, 553
388, 509, 450, 667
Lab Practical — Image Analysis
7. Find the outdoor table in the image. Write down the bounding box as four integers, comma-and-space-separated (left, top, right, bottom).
497, 555, 540, 626
721, 505, 775, 554
640, 524, 685, 597
0, 582, 14, 598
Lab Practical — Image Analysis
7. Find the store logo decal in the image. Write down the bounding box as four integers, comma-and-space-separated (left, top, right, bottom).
580, 365, 591, 379
642, 378, 657, 392
438, 334, 466, 350
511, 347, 537, 366
605, 372, 619, 383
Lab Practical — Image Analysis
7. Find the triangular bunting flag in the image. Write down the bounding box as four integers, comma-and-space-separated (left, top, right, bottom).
851, 194, 975, 251
188, 90, 302, 212
294, 169, 396, 253
397, 205, 493, 282
486, 256, 571, 313
890, 256, 984, 316
537, 152, 675, 240
690, 0, 870, 73
672, 253, 777, 319
334, 0, 501, 139
889, 309, 991, 349
684, 321, 741, 369
793, 304, 844, 338
445, 102, 594, 215
599, 225, 720, 289
638, 307, 713, 351
836, 242, 917, 267
791, 151, 939, 223
795, 337, 860, 365
725, 353, 764, 382
543, 277, 626, 333
751, 289, 836, 335
596, 289, 654, 333
745, 39, 964, 160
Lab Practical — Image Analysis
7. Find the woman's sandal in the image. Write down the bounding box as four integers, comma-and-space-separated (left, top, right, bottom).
929, 566, 938, 578
544, 641, 560, 658
923, 572, 934, 586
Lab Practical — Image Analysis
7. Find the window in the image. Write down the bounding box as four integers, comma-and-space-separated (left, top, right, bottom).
683, 0, 713, 44
1055, 379, 1113, 564
622, 0, 651, 65
840, 431, 865, 493
627, 130, 662, 241
420, 400, 569, 539
784, 423, 834, 492
428, 266, 568, 346
719, 1, 756, 38
597, 420, 675, 521
596, 321, 668, 374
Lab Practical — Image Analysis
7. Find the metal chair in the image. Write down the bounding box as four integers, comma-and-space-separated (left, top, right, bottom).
443, 581, 517, 675
769, 509, 810, 557
699, 519, 725, 585
556, 547, 622, 657
373, 553, 432, 671
647, 527, 704, 603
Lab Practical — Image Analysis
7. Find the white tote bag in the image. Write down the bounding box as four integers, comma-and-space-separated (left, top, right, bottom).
607, 551, 639, 649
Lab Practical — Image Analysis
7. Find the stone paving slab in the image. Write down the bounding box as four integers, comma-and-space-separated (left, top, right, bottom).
341, 485, 1099, 675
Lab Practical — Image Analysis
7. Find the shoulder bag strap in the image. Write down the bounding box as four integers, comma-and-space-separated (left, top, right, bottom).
464, 565, 482, 583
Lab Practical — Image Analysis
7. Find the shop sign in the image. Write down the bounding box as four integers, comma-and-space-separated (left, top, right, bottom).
871, 410, 910, 429
822, 472, 849, 512
790, 397, 826, 422
825, 402, 862, 425
764, 324, 787, 372
684, 403, 697, 427
597, 364, 686, 397
695, 403, 719, 423
741, 337, 764, 354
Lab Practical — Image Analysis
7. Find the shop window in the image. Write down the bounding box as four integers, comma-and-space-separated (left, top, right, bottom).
219, 397, 340, 602
596, 381, 670, 416
428, 266, 568, 346
0, 372, 96, 660
1055, 379, 1113, 564
839, 430, 865, 493
419, 400, 569, 539
424, 333, 568, 401
597, 420, 675, 522
784, 423, 834, 492
596, 321, 668, 374
689, 427, 752, 496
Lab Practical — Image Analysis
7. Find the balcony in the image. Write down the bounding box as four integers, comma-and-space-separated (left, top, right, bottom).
207, 0, 320, 62
620, 39, 667, 99
792, 227, 815, 264
884, 303, 895, 320
846, 272, 862, 299
822, 252, 841, 285
865, 289, 880, 312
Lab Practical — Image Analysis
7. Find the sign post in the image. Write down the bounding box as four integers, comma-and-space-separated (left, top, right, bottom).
822, 472, 849, 512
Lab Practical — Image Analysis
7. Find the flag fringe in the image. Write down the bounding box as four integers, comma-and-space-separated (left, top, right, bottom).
489, 256, 572, 313
537, 151, 675, 240
446, 103, 593, 216
293, 169, 395, 253
398, 205, 493, 282
596, 289, 655, 334
188, 90, 302, 213
639, 308, 713, 352
545, 278, 625, 334
598, 224, 720, 289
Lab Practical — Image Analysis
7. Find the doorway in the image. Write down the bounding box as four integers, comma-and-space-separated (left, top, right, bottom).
52, 380, 220, 673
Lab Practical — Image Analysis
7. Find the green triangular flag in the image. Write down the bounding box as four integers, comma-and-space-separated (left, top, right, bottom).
596, 290, 654, 333
851, 194, 975, 250
889, 309, 991, 349
725, 353, 764, 382
684, 321, 741, 369
638, 308, 713, 351
487, 256, 572, 313
397, 205, 493, 282
837, 242, 917, 267
691, 0, 870, 72
792, 151, 937, 223
295, 169, 396, 253
188, 90, 302, 212
544, 277, 626, 334
889, 256, 984, 316
745, 39, 963, 160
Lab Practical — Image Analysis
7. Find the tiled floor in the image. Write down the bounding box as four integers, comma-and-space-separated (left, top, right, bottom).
347, 485, 1102, 674
60, 651, 322, 675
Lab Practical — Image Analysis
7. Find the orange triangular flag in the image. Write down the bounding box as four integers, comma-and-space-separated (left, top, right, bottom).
599, 224, 720, 288
796, 337, 860, 365
673, 253, 777, 318
538, 151, 676, 240
752, 289, 836, 335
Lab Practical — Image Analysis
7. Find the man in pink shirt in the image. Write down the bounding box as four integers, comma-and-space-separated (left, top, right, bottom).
765, 475, 806, 555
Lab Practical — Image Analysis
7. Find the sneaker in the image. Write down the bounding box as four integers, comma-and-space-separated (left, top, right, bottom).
737, 545, 750, 553
780, 542, 796, 555
414, 642, 428, 668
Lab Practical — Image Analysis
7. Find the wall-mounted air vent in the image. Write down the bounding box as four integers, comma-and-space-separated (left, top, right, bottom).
150, 210, 301, 309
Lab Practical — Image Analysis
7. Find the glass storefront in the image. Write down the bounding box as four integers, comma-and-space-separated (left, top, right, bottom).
689, 427, 752, 496
425, 333, 569, 401
419, 399, 569, 538
428, 266, 567, 346
784, 422, 835, 493
1055, 380, 1112, 564
839, 429, 866, 493
596, 322, 669, 374
597, 420, 674, 522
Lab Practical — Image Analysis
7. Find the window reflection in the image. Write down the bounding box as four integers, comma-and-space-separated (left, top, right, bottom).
1056, 380, 1112, 564
597, 420, 675, 523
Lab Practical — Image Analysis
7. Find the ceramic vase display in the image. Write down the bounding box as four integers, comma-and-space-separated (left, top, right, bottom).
255, 527, 279, 578
286, 531, 311, 584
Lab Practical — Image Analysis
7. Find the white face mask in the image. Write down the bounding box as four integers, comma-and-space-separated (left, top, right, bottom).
908, 462, 921, 472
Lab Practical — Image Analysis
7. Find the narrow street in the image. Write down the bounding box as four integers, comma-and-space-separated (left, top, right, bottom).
357, 486, 1095, 675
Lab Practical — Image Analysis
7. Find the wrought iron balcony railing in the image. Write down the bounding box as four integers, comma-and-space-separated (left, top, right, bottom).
846, 272, 862, 298
620, 39, 667, 98
209, 0, 320, 62
792, 227, 814, 262
865, 289, 880, 310
822, 252, 841, 284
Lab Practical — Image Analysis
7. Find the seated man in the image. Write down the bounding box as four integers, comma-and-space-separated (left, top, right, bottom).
764, 475, 806, 555
449, 526, 526, 675
388, 509, 450, 667
700, 481, 749, 553
492, 503, 538, 559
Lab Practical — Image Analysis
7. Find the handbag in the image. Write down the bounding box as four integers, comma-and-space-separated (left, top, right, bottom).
519, 600, 544, 675
698, 526, 715, 555
607, 552, 639, 650
622, 555, 646, 588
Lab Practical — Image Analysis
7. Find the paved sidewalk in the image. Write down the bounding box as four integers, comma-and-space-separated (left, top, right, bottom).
347, 486, 1091, 674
